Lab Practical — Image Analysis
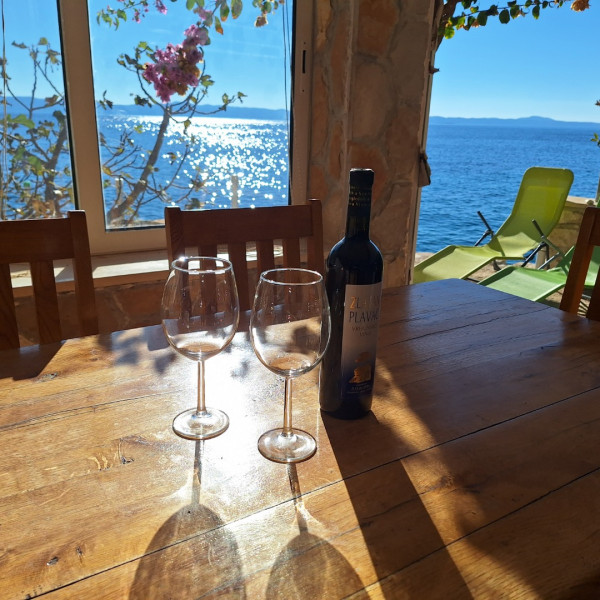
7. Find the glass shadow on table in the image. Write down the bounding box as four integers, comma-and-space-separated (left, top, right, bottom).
265, 464, 363, 599
129, 441, 247, 599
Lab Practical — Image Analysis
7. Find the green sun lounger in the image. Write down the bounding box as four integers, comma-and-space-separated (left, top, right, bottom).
413, 167, 574, 283
479, 232, 600, 303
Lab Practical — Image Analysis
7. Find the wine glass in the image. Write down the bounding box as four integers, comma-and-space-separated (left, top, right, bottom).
250, 268, 330, 463
161, 256, 239, 440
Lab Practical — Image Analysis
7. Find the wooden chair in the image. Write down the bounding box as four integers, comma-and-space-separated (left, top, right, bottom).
560, 206, 600, 320
0, 210, 98, 349
164, 200, 324, 311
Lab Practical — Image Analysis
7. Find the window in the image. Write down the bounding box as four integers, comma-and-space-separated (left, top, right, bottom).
0, 2, 75, 220
1, 1, 311, 255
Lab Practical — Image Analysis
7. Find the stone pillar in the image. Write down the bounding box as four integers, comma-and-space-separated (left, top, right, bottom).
307, 0, 436, 287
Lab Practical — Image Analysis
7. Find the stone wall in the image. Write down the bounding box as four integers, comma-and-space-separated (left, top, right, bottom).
307, 0, 436, 287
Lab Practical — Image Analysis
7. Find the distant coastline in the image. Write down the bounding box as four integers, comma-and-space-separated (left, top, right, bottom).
14, 97, 288, 121
13, 97, 600, 126
429, 115, 600, 128
102, 103, 289, 121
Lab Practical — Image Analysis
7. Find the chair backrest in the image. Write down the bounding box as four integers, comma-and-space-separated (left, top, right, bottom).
0, 210, 98, 349
489, 167, 574, 257
164, 200, 324, 311
560, 206, 600, 320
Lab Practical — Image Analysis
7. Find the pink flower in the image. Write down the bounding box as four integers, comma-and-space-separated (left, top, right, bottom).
143, 26, 209, 103
155, 0, 167, 15
195, 8, 212, 25
184, 24, 210, 47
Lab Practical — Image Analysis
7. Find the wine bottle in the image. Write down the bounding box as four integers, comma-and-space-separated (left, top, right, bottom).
319, 168, 383, 419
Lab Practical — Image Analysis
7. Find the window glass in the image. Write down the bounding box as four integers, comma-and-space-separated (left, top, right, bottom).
89, 1, 293, 230
0, 2, 75, 220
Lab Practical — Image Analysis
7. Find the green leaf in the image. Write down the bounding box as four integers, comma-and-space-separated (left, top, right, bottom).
215, 16, 224, 34
499, 8, 510, 23
444, 26, 456, 40
38, 37, 49, 45
186, 0, 197, 9
220, 2, 230, 21
478, 12, 488, 26
27, 155, 44, 174
14, 114, 35, 129
231, 0, 243, 19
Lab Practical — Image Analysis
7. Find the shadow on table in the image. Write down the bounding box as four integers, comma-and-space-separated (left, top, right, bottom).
129, 441, 247, 599
323, 411, 473, 598
0, 341, 64, 380
265, 465, 363, 598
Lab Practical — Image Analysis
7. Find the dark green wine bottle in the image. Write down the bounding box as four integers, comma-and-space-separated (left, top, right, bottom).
319, 168, 383, 419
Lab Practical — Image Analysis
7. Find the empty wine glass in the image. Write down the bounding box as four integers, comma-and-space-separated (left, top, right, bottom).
250, 268, 330, 463
161, 256, 239, 440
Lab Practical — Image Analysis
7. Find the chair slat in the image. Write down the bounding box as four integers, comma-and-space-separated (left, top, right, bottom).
282, 238, 301, 269
0, 264, 19, 350
200, 245, 218, 257
228, 242, 250, 311
307, 198, 325, 274
560, 207, 600, 321
30, 260, 62, 344
256, 239, 276, 275
69, 210, 98, 336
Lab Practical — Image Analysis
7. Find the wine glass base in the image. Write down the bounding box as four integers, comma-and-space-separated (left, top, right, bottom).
172, 407, 229, 440
257, 428, 317, 463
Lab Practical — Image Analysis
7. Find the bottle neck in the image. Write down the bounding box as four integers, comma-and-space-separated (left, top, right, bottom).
345, 212, 370, 239
345, 184, 372, 240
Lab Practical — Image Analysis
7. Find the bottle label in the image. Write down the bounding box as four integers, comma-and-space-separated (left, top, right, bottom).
340, 282, 382, 399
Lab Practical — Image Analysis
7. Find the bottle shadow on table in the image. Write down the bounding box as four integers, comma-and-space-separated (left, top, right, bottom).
129, 441, 247, 599
322, 398, 474, 597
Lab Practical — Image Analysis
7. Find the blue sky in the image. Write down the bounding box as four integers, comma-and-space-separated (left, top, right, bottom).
430, 5, 600, 123
4, 2, 599, 122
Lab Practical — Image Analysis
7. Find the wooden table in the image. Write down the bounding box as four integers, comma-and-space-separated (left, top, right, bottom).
3, 278, 600, 599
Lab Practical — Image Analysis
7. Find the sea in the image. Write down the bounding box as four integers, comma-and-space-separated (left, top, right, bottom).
418, 117, 600, 252
14, 107, 600, 249
97, 114, 291, 219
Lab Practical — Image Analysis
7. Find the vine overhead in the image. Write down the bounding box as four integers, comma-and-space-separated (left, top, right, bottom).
436, 0, 591, 47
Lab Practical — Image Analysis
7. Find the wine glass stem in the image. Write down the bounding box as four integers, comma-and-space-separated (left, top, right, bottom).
283, 376, 293, 435
197, 360, 206, 416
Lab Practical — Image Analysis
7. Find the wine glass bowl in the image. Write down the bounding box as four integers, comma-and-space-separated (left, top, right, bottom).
250, 268, 330, 463
161, 256, 239, 440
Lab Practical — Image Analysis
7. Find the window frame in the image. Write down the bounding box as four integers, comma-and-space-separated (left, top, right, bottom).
57, 0, 312, 256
